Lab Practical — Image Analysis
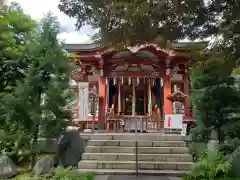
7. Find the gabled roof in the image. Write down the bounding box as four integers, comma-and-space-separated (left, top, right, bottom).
167, 89, 187, 101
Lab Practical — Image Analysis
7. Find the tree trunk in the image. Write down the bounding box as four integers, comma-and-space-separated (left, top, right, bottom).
30, 87, 41, 169
30, 125, 39, 169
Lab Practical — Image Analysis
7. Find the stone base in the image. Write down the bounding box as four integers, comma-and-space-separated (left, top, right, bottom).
84, 129, 93, 133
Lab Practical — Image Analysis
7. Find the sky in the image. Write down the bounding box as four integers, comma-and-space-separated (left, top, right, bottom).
9, 0, 95, 44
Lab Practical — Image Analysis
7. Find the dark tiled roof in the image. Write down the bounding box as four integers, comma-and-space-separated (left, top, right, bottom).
63, 43, 102, 51
63, 42, 208, 51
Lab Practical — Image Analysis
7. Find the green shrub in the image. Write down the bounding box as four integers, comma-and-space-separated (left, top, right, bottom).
188, 142, 207, 162
230, 146, 240, 177
12, 167, 95, 180
53, 167, 95, 180
219, 138, 240, 155
222, 119, 240, 139
0, 131, 32, 165
183, 150, 232, 180
190, 126, 211, 143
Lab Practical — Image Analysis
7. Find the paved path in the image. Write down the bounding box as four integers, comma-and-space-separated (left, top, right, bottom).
95, 175, 180, 180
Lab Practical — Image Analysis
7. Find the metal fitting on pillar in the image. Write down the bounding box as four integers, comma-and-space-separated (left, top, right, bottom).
137, 77, 140, 86
166, 67, 171, 76
128, 77, 131, 85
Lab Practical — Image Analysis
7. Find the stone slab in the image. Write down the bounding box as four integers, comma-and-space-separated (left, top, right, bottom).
82, 153, 192, 162
85, 146, 189, 154
78, 169, 185, 176
78, 160, 194, 170
87, 140, 186, 147
106, 175, 180, 180
80, 133, 185, 142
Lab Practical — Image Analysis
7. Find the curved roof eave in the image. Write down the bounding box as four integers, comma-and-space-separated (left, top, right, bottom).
63, 42, 208, 52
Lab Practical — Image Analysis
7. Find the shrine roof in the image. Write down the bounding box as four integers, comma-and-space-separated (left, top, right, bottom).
63, 41, 208, 52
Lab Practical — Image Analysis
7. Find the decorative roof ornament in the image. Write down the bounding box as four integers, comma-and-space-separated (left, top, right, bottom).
127, 43, 175, 55
167, 89, 187, 102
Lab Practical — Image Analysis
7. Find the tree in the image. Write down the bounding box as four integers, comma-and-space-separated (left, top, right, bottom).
58, 0, 202, 47
190, 54, 240, 142
0, 4, 36, 93
1, 12, 73, 168
58, 0, 240, 55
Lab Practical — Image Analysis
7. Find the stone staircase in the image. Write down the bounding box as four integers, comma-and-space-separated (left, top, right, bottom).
78, 133, 193, 176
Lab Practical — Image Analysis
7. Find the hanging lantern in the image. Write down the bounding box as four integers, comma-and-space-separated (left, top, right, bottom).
128, 77, 131, 85
114, 77, 116, 85
121, 76, 124, 84
137, 77, 140, 86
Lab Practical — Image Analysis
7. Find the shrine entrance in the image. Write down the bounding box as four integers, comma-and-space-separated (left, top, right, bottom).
123, 87, 145, 115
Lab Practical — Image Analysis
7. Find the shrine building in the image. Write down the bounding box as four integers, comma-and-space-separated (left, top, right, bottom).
64, 42, 206, 131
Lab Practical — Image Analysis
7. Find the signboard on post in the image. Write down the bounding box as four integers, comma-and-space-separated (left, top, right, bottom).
164, 114, 183, 129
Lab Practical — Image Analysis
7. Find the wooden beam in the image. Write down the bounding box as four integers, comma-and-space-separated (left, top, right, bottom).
105, 71, 162, 77
108, 58, 161, 69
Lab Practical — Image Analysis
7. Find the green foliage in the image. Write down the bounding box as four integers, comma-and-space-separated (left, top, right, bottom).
190, 126, 211, 142
190, 55, 240, 142
0, 6, 74, 167
53, 167, 95, 180
222, 119, 240, 139
0, 5, 36, 93
58, 0, 200, 47
0, 129, 31, 164
58, 0, 240, 57
219, 138, 240, 155
230, 146, 240, 177
12, 167, 96, 180
183, 150, 232, 180
188, 142, 207, 162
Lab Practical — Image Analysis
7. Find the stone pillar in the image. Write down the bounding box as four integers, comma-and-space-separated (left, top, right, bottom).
98, 77, 106, 129
163, 75, 172, 115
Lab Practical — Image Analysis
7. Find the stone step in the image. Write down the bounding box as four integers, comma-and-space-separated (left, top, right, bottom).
87, 140, 186, 147
85, 146, 189, 154
82, 153, 193, 162
80, 133, 185, 141
77, 169, 186, 176
78, 160, 194, 170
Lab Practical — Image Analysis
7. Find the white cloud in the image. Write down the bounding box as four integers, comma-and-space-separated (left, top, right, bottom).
11, 0, 94, 44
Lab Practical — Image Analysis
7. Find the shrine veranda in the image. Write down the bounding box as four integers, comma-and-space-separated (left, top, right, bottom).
65, 42, 206, 132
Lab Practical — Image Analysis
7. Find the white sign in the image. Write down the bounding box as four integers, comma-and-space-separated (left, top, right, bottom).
164, 114, 183, 129
78, 82, 89, 121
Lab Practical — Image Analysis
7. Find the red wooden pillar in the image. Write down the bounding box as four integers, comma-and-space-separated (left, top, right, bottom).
183, 74, 190, 117
98, 77, 106, 129
163, 75, 172, 116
